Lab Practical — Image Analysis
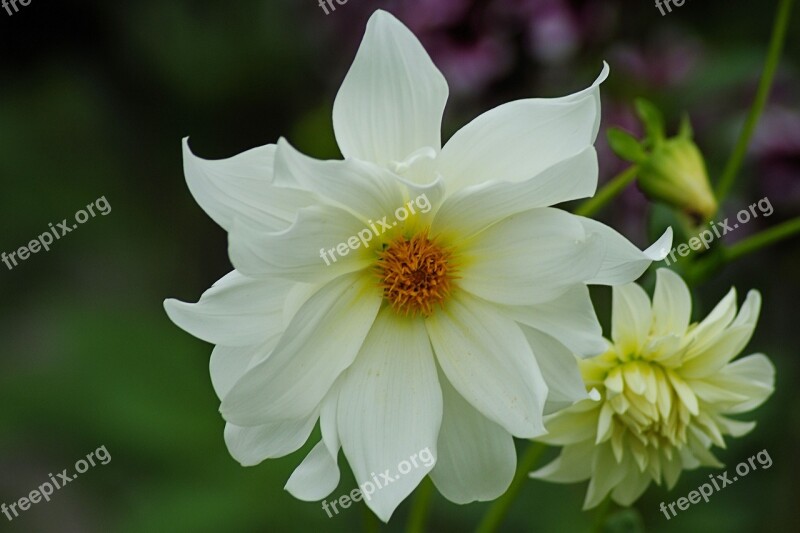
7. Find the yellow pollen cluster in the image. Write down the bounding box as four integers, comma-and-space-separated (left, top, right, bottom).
375, 231, 455, 317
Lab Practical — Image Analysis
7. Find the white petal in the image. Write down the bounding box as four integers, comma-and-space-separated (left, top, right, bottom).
336, 307, 442, 522
662, 453, 683, 489
537, 402, 600, 446
685, 379, 749, 405
714, 415, 756, 437
333, 10, 449, 167
666, 369, 699, 415
651, 268, 692, 338
432, 148, 598, 240
682, 288, 738, 354
708, 353, 775, 414
437, 63, 608, 191
501, 285, 607, 357
426, 292, 547, 438
520, 326, 589, 413
611, 466, 652, 506
220, 273, 382, 425
224, 413, 318, 466
458, 208, 603, 306
228, 205, 374, 283
611, 282, 653, 357
182, 138, 316, 232
686, 432, 723, 468
273, 138, 406, 221
578, 217, 673, 285
584, 445, 629, 509
429, 374, 516, 504
285, 440, 341, 501
681, 290, 761, 378
210, 344, 273, 401
163, 271, 291, 346
530, 440, 595, 483
319, 378, 342, 459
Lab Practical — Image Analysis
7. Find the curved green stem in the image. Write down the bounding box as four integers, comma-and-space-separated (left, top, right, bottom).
714, 0, 795, 202
475, 442, 547, 533
575, 166, 639, 218
724, 216, 800, 263
405, 477, 434, 533
687, 216, 800, 284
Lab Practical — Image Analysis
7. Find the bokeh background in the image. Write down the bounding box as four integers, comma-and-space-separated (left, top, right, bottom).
1, 0, 798, 531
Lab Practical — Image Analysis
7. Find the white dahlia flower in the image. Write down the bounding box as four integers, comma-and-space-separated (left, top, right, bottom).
164, 10, 672, 521
531, 268, 775, 509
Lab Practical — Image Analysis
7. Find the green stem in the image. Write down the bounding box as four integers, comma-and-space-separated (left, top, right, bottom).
575, 166, 639, 218
475, 442, 547, 533
405, 477, 434, 533
723, 216, 800, 263
591, 497, 613, 533
714, 0, 795, 202
687, 216, 800, 284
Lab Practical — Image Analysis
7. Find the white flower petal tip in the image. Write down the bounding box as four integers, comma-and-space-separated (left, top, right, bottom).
333, 9, 448, 167
645, 226, 674, 261
224, 416, 318, 467
588, 388, 602, 401
284, 441, 341, 502
579, 219, 674, 285
429, 376, 516, 504
181, 137, 302, 233
162, 271, 291, 347
567, 61, 610, 100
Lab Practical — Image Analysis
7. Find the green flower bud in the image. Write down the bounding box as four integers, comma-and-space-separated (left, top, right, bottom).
607, 100, 718, 222
639, 132, 717, 221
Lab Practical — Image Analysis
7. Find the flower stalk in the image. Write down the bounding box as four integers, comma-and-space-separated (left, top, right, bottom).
714, 0, 795, 203
574, 166, 639, 218
405, 477, 434, 533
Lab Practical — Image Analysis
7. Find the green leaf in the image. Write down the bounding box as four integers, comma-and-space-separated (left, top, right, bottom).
607, 128, 647, 162
634, 98, 666, 145
678, 112, 694, 139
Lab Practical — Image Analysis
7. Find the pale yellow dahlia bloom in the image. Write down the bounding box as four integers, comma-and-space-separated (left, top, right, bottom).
531, 268, 774, 509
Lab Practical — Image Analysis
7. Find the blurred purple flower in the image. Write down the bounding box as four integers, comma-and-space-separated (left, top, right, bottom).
596, 99, 642, 181
608, 29, 703, 88
421, 33, 514, 94
494, 0, 581, 63
385, 0, 471, 31
752, 107, 800, 210
335, 0, 618, 95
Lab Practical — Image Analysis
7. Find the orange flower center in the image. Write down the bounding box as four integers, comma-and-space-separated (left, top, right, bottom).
375, 231, 455, 317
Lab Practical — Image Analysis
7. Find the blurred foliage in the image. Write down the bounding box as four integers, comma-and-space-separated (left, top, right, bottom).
0, 0, 798, 532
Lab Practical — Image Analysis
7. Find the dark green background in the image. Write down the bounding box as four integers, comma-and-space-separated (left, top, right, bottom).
0, 1, 797, 531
